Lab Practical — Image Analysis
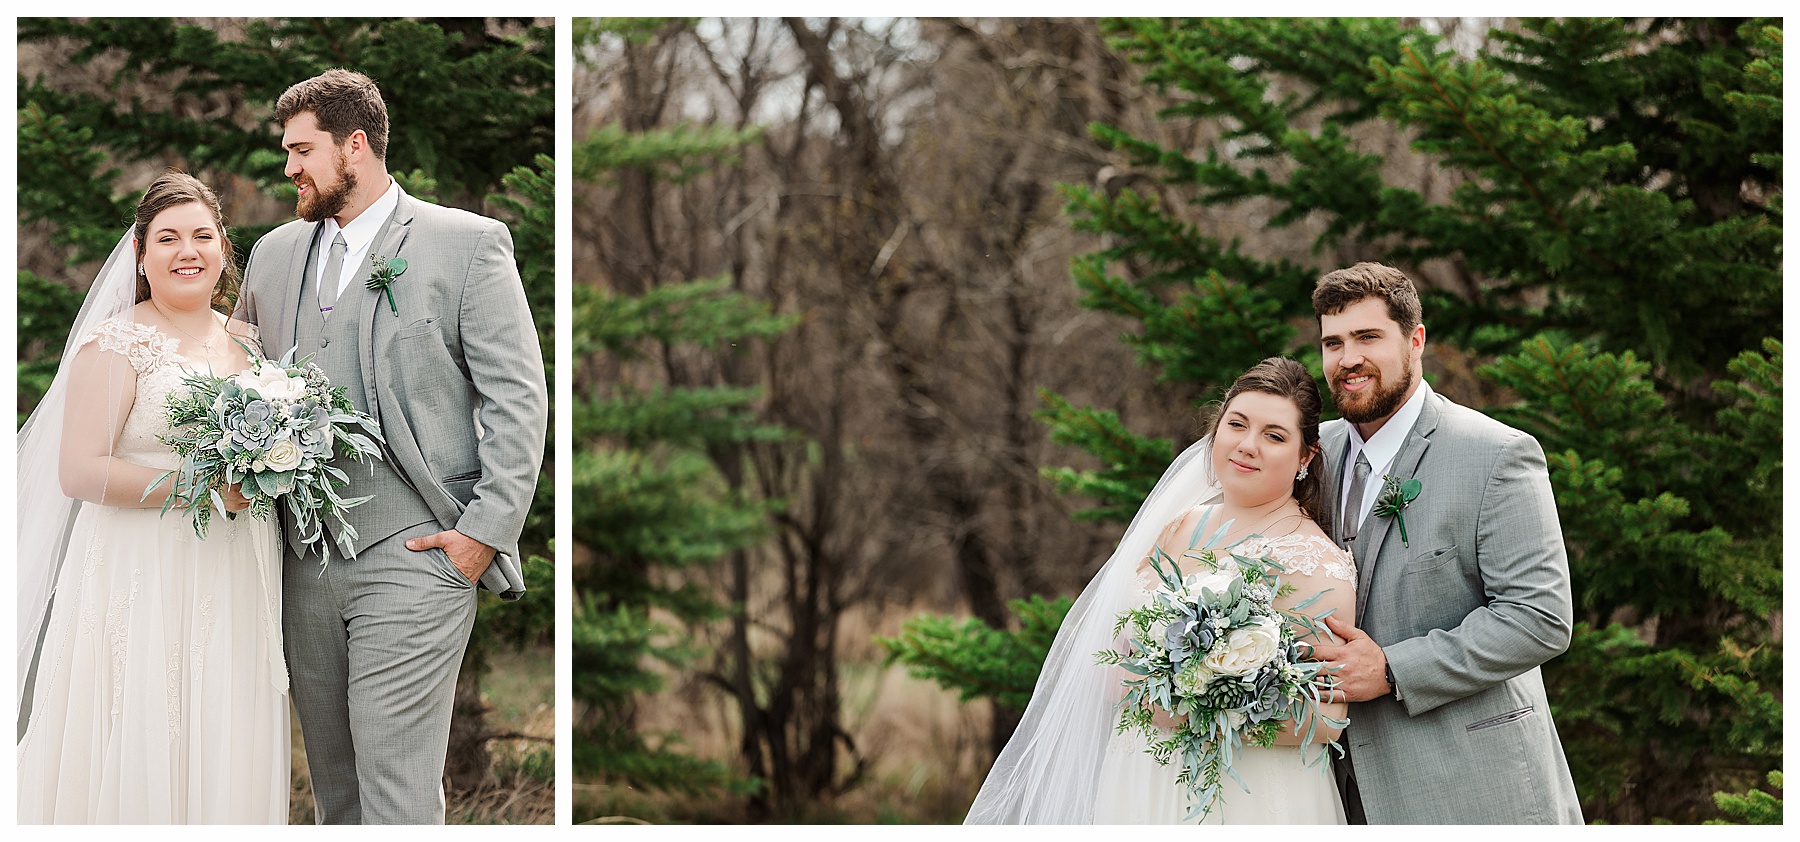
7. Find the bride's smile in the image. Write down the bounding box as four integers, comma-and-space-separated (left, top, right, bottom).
142, 201, 223, 309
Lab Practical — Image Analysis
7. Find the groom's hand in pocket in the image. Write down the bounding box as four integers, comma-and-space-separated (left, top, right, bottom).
406, 529, 497, 585
1310, 614, 1394, 703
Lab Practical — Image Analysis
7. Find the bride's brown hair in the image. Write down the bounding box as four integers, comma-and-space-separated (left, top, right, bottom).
131, 171, 242, 314
1200, 357, 1330, 533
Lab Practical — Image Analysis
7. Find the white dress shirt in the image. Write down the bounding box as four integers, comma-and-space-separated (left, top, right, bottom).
316, 178, 401, 309
1340, 378, 1434, 532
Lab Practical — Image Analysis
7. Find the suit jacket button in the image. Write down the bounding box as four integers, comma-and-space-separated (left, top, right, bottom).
321, 337, 331, 348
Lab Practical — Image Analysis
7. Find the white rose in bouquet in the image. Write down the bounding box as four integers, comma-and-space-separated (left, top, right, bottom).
1184, 563, 1241, 598
1203, 614, 1283, 676
263, 438, 304, 472
1174, 657, 1217, 697
235, 365, 307, 403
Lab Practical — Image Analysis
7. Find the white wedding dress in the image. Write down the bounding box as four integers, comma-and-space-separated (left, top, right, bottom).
17, 318, 290, 823
1093, 532, 1354, 824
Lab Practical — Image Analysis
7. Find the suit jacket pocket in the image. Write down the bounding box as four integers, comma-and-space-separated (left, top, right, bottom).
1405, 543, 1458, 574
1466, 706, 1535, 732
443, 472, 480, 506
396, 316, 440, 339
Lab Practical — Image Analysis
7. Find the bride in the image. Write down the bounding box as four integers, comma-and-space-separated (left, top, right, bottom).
966, 357, 1354, 824
17, 172, 290, 823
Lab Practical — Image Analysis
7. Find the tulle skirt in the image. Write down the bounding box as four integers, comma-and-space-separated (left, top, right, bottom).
17, 504, 289, 823
1095, 725, 1346, 824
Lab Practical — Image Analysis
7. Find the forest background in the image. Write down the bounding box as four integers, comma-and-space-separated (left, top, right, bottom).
575, 16, 1782, 825
16, 17, 556, 824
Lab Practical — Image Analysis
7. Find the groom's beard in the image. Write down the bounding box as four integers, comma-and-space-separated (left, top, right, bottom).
296, 154, 358, 222
1332, 352, 1414, 424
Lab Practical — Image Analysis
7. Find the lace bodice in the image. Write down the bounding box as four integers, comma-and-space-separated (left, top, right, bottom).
1133, 529, 1356, 595
1231, 534, 1357, 583
79, 317, 261, 472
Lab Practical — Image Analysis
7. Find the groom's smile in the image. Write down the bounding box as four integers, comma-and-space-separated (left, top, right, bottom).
1331, 359, 1410, 426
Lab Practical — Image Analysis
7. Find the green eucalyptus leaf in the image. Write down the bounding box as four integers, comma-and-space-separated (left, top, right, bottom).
1187, 506, 1213, 549
1204, 516, 1234, 550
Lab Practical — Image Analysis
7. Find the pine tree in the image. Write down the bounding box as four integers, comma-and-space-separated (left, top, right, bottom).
888, 17, 1781, 823
18, 17, 551, 205
571, 277, 793, 795
569, 17, 789, 805
1708, 770, 1783, 825
878, 594, 1073, 711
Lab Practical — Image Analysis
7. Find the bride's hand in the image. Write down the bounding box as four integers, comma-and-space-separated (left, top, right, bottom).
219, 482, 251, 512
1150, 704, 1187, 731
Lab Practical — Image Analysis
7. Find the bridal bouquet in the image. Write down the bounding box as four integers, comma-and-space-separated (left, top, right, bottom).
153, 341, 384, 565
1097, 511, 1346, 821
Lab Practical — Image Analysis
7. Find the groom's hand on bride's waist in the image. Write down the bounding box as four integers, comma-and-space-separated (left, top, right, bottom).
1308, 614, 1394, 703
406, 528, 497, 585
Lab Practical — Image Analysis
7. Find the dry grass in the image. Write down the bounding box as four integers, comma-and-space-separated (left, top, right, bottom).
577, 604, 992, 824
288, 643, 555, 824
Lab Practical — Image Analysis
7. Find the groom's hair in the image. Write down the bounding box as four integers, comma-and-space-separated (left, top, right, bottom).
1311, 262, 1422, 333
276, 69, 390, 161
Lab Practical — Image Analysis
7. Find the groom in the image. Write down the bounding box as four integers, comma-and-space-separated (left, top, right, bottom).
1306, 264, 1582, 824
237, 69, 548, 823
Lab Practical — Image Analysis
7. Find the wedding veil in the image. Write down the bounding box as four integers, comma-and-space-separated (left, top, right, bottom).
16, 230, 140, 718
965, 435, 1224, 823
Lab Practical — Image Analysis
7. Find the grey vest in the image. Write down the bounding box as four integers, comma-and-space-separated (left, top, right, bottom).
289, 221, 436, 559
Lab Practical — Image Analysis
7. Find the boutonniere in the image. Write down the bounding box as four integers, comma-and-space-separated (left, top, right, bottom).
365, 255, 407, 316
1372, 475, 1423, 547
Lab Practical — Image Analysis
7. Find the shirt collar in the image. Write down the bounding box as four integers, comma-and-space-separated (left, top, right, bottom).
1347, 377, 1433, 474
321, 178, 401, 254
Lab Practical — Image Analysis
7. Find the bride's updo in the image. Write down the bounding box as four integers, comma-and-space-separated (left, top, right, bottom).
1201, 357, 1329, 532
131, 171, 241, 312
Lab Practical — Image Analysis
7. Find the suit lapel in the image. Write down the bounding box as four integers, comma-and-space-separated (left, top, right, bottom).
354, 192, 415, 425
1354, 394, 1441, 619
1321, 420, 1350, 546
283, 223, 324, 358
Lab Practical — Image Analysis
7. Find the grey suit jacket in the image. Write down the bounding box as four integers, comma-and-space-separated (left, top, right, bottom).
237, 186, 548, 600
1324, 390, 1582, 823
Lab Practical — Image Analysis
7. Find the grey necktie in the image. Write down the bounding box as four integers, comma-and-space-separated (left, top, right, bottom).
1342, 450, 1372, 545
318, 232, 347, 320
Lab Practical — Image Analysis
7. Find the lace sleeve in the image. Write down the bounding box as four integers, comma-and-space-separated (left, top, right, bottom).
228, 319, 265, 358
59, 318, 183, 508
79, 318, 178, 376
1238, 534, 1357, 627
1266, 535, 1356, 583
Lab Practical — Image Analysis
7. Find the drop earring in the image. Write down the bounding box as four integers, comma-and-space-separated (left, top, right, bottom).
1296, 464, 1309, 481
